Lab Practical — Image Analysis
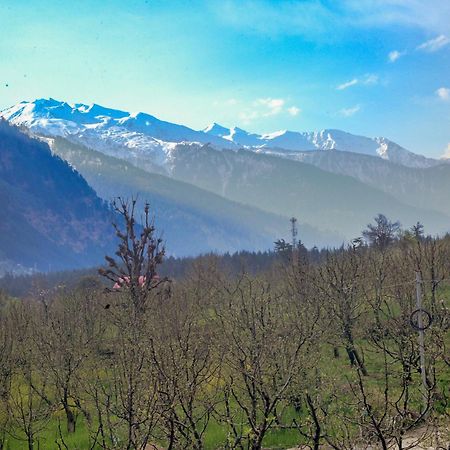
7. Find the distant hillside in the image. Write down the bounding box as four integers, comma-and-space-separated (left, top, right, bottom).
0, 121, 115, 271
273, 149, 450, 218
50, 136, 339, 252
168, 144, 450, 238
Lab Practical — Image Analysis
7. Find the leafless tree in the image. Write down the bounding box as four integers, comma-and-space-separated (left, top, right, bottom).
150, 279, 221, 449
214, 275, 320, 450
6, 301, 53, 450
315, 247, 368, 374
94, 198, 168, 449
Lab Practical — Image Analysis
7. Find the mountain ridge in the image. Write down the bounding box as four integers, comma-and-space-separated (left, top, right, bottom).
2, 98, 449, 247
1, 98, 441, 169
48, 136, 341, 251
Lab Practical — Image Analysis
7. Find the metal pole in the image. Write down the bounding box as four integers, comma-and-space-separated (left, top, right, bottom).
415, 271, 428, 408
290, 217, 298, 267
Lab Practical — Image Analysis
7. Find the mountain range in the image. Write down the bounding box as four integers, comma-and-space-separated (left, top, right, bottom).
3, 98, 446, 171
49, 136, 335, 253
1, 98, 449, 272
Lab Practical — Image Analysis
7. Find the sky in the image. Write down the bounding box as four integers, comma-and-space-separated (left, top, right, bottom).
0, 0, 449, 157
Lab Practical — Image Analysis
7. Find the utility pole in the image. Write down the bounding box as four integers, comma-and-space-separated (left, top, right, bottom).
415, 271, 428, 409
290, 217, 298, 267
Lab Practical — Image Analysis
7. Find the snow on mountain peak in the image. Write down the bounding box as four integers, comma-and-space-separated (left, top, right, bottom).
0, 98, 440, 170
262, 129, 288, 140
203, 122, 230, 137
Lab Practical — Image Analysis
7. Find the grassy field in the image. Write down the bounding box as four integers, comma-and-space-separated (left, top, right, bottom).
2, 337, 448, 450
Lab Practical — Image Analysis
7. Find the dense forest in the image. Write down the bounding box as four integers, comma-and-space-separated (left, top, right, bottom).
0, 202, 449, 449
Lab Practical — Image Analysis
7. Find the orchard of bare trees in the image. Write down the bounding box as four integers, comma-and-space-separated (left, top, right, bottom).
0, 203, 448, 450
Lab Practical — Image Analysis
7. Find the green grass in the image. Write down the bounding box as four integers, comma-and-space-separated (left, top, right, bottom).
3, 416, 93, 450
3, 285, 449, 449
3, 339, 448, 450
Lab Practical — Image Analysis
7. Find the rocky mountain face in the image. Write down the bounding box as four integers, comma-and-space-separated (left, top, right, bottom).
203, 124, 440, 169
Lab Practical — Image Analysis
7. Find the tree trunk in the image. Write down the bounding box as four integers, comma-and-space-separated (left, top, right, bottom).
344, 326, 367, 375
64, 404, 76, 433
27, 434, 33, 450
306, 393, 321, 450
63, 389, 76, 433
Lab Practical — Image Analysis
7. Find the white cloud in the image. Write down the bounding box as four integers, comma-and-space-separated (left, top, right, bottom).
417, 34, 450, 52
211, 1, 450, 38
336, 74, 378, 90
238, 110, 260, 122
238, 98, 301, 123
225, 98, 238, 106
388, 50, 404, 62
436, 87, 450, 101
255, 97, 285, 116
339, 105, 361, 117
364, 73, 379, 85
214, 98, 239, 107
288, 106, 301, 116
442, 143, 450, 159
337, 78, 358, 90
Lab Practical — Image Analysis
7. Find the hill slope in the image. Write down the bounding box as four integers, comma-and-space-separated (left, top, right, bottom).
0, 121, 116, 271
267, 149, 450, 218
167, 144, 450, 238
49, 137, 339, 251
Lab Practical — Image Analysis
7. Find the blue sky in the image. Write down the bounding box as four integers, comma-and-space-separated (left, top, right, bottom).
1, 0, 449, 157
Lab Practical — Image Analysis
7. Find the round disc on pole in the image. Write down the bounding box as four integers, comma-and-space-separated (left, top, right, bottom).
410, 308, 432, 331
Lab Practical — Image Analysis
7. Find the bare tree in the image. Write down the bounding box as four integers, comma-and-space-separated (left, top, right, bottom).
6, 301, 53, 450
33, 289, 98, 433
94, 198, 167, 449
0, 292, 13, 449
315, 247, 368, 374
214, 275, 319, 450
150, 278, 221, 449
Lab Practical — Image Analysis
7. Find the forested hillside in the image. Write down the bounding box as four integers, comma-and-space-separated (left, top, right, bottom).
0, 121, 115, 271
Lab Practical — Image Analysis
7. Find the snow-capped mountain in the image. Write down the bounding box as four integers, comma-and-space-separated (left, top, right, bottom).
3, 98, 450, 245
203, 124, 440, 169
1, 98, 236, 169
1, 98, 440, 170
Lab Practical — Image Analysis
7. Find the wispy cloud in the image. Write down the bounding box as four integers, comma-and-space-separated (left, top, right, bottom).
387, 35, 448, 63
442, 143, 450, 159
339, 105, 361, 117
238, 97, 301, 122
336, 74, 378, 90
224, 98, 238, 106
388, 50, 404, 62
337, 78, 358, 91
364, 74, 379, 85
213, 98, 239, 107
255, 98, 285, 116
211, 1, 450, 38
417, 34, 450, 52
287, 106, 301, 116
238, 110, 260, 122
436, 87, 450, 101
